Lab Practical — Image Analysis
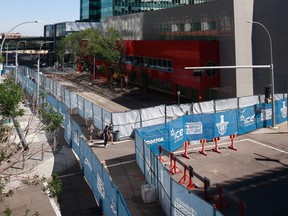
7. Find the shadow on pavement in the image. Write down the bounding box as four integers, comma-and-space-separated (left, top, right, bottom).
51, 128, 103, 216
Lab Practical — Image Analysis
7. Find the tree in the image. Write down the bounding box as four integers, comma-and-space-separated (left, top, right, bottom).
0, 76, 63, 199
0, 75, 24, 123
0, 55, 5, 64
58, 27, 123, 80
38, 92, 64, 151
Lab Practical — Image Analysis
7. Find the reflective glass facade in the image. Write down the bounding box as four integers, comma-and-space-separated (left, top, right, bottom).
80, 0, 101, 21
80, 0, 216, 22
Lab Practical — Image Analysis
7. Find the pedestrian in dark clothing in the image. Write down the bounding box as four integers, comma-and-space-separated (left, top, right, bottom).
103, 125, 109, 147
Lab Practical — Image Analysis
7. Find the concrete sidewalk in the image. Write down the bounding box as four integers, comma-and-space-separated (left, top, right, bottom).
0, 99, 100, 216
0, 101, 59, 215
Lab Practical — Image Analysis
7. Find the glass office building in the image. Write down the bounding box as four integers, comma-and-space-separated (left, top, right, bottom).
80, 0, 102, 21
80, 0, 216, 22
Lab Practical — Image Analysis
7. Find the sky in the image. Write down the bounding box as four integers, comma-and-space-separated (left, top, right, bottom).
0, 0, 79, 37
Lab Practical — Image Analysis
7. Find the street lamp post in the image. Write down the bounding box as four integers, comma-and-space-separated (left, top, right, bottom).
0, 21, 38, 76
177, 91, 180, 105
247, 21, 276, 128
36, 41, 53, 107
15, 41, 26, 83
0, 21, 38, 54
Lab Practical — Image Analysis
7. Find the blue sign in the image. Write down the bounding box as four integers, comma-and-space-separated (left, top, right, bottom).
185, 113, 214, 141
214, 110, 237, 137
138, 124, 169, 155
276, 99, 287, 123
168, 117, 185, 152
238, 105, 257, 134
256, 103, 272, 128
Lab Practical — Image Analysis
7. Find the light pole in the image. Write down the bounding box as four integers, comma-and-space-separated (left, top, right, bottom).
36, 41, 53, 106
247, 21, 276, 128
0, 21, 38, 76
177, 91, 180, 105
15, 40, 26, 83
0, 21, 38, 54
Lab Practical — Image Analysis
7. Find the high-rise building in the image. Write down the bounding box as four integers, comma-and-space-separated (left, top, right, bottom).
80, 0, 217, 22
80, 0, 101, 21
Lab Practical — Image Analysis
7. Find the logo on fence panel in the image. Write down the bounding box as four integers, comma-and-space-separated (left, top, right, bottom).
84, 157, 92, 172
170, 128, 184, 142
73, 131, 79, 146
145, 137, 164, 145
174, 197, 196, 216
185, 122, 203, 135
97, 174, 105, 199
216, 115, 228, 135
261, 109, 272, 121
280, 101, 287, 119
240, 114, 255, 127
110, 199, 117, 216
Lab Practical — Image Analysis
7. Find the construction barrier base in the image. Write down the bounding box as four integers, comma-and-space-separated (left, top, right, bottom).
212, 147, 221, 154
199, 149, 207, 156
182, 152, 190, 159
228, 145, 237, 151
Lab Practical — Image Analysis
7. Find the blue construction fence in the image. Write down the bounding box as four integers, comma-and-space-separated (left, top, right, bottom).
137, 100, 287, 155
15, 69, 131, 216
135, 98, 287, 215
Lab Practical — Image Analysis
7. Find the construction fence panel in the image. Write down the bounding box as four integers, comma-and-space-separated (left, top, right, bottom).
135, 130, 145, 174
56, 81, 62, 100
171, 179, 223, 216
255, 103, 272, 128
78, 96, 85, 118
83, 98, 93, 120
64, 113, 72, 146
144, 141, 153, 185
102, 169, 119, 216
239, 95, 260, 108
157, 159, 171, 216
117, 192, 131, 216
214, 110, 238, 137
59, 102, 67, 128
92, 103, 103, 130
43, 76, 49, 93
238, 104, 258, 134
112, 109, 141, 138
185, 113, 214, 141
137, 123, 170, 155
70, 118, 81, 157
166, 103, 192, 121
276, 98, 287, 123
81, 138, 93, 187
70, 92, 78, 113
193, 100, 215, 114
141, 105, 166, 127
46, 77, 54, 96
102, 109, 112, 130
215, 98, 238, 112
150, 152, 159, 186
91, 152, 104, 207
64, 88, 71, 109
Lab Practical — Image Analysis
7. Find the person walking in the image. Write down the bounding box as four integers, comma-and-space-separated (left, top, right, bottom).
103, 125, 109, 147
108, 123, 113, 145
88, 124, 94, 142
